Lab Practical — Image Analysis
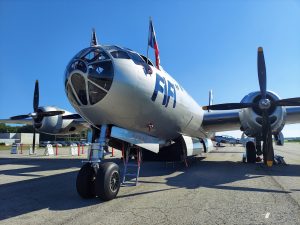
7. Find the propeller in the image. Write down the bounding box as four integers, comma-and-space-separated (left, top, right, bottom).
202, 47, 300, 166
62, 114, 82, 119
10, 80, 65, 153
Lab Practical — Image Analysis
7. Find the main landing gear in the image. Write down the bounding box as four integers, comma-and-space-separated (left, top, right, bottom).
76, 125, 121, 201
242, 140, 262, 163
242, 140, 285, 165
244, 141, 257, 163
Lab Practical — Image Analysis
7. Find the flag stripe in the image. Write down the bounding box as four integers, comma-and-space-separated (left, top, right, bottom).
148, 19, 160, 69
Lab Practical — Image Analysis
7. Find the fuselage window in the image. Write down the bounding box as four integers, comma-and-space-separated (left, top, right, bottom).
111, 51, 130, 59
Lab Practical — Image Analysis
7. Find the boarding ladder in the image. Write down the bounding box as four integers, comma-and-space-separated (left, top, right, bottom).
122, 146, 142, 186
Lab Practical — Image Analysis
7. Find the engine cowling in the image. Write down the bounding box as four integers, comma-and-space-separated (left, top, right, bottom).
35, 106, 86, 135
239, 91, 286, 137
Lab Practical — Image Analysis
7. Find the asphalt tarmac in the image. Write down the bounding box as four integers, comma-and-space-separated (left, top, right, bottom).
0, 143, 300, 225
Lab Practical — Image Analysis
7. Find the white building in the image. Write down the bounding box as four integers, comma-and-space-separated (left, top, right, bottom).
0, 133, 39, 145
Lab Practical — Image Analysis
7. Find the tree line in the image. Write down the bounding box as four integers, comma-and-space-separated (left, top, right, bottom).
0, 123, 33, 133
0, 123, 88, 141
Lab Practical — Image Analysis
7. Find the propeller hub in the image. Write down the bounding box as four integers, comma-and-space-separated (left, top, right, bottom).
31, 112, 38, 118
258, 98, 271, 110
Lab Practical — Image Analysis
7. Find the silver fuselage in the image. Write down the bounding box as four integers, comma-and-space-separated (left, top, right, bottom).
65, 46, 208, 140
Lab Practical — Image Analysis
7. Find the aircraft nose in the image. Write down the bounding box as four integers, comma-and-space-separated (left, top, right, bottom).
64, 47, 114, 106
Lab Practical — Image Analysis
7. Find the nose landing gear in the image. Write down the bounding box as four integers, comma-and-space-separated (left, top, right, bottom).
76, 125, 121, 201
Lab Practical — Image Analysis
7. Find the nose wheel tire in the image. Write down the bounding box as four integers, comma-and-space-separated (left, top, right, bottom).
76, 163, 96, 199
95, 162, 120, 201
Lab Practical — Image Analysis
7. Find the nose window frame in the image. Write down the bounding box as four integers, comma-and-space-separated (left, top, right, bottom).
65, 47, 114, 106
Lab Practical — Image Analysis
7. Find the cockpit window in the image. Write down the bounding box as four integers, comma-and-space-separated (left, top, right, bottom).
111, 51, 130, 59
88, 61, 113, 91
127, 51, 152, 74
66, 83, 80, 106
71, 73, 88, 105
68, 60, 87, 74
140, 55, 154, 66
127, 51, 145, 66
65, 47, 115, 106
82, 49, 110, 63
88, 81, 107, 104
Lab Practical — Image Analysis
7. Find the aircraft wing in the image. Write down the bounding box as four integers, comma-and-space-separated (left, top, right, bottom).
0, 117, 89, 126
0, 115, 90, 135
202, 106, 300, 133
202, 110, 241, 133
285, 107, 300, 124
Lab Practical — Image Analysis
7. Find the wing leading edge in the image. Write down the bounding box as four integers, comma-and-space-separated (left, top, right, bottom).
202, 110, 241, 133
201, 106, 300, 134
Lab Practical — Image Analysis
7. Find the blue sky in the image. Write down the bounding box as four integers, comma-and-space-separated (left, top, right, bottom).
0, 0, 299, 137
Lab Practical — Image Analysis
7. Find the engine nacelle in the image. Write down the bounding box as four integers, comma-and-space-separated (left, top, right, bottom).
153, 135, 213, 161
181, 135, 214, 155
239, 91, 286, 137
35, 106, 86, 135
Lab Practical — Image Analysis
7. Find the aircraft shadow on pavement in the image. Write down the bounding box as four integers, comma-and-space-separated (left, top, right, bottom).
0, 157, 121, 221
1, 157, 300, 220
138, 158, 300, 194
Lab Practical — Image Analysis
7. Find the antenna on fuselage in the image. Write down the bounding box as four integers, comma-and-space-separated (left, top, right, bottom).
90, 28, 99, 47
208, 89, 213, 112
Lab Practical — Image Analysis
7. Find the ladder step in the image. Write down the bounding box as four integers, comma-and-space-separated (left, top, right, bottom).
122, 147, 142, 186
126, 163, 139, 167
125, 173, 137, 176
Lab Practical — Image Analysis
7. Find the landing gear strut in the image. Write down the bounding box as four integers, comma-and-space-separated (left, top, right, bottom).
76, 125, 121, 201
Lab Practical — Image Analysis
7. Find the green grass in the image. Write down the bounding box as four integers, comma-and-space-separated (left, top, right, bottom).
0, 144, 34, 151
0, 145, 11, 150
286, 140, 300, 143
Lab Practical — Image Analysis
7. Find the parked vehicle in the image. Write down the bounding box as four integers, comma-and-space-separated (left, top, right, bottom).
39, 141, 51, 147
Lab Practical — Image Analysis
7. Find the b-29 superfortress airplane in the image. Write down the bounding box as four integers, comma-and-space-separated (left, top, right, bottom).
2, 20, 300, 201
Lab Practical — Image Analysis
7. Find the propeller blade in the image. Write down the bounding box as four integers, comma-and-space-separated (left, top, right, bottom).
10, 114, 30, 120
257, 47, 267, 99
33, 80, 39, 112
40, 110, 65, 117
202, 102, 255, 111
32, 125, 36, 154
62, 114, 82, 119
273, 97, 300, 107
261, 110, 274, 166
